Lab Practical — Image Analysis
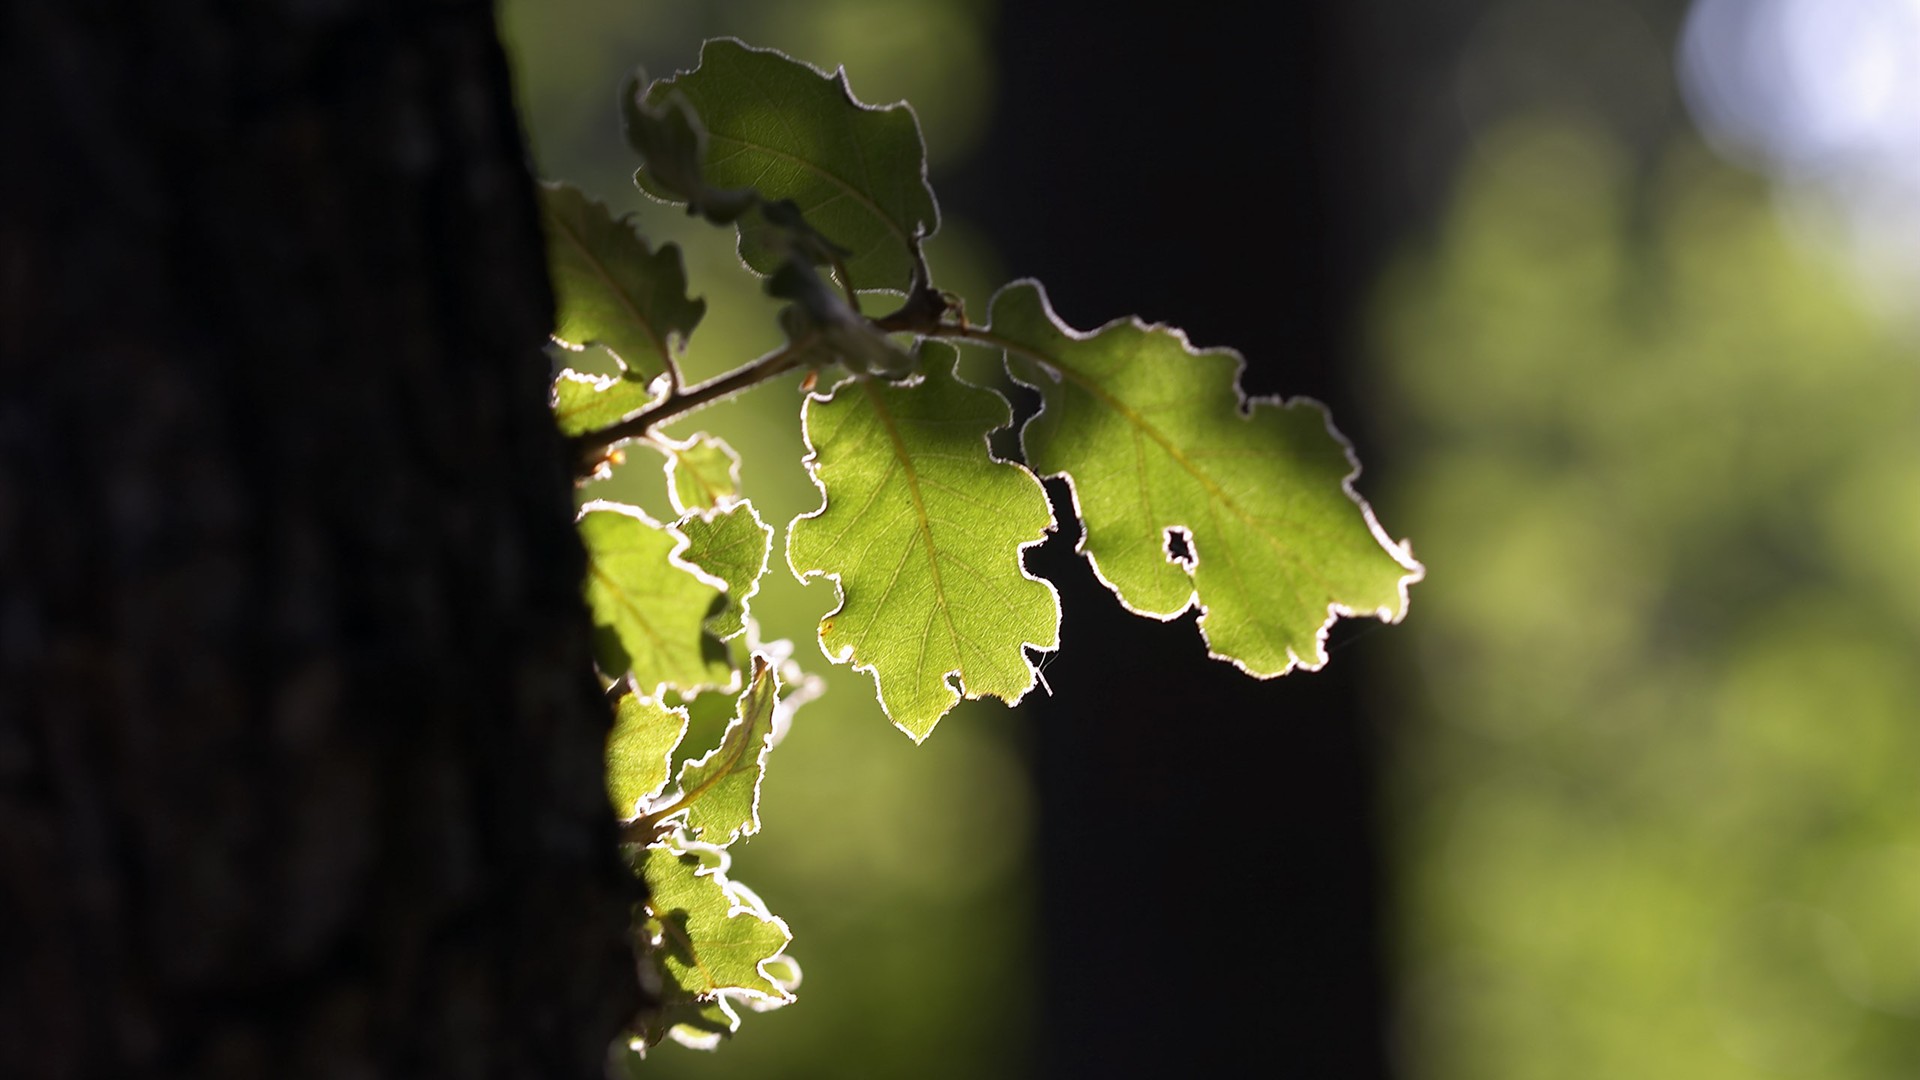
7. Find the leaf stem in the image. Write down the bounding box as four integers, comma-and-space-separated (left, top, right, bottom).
622, 766, 720, 843
826, 251, 861, 311
572, 337, 814, 477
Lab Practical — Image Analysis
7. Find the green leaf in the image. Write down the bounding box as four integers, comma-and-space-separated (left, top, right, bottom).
638, 39, 939, 292
553, 368, 658, 438
673, 502, 771, 642
620, 994, 739, 1059
662, 433, 742, 515
983, 281, 1425, 675
659, 999, 739, 1050
607, 693, 689, 818
633, 843, 794, 1002
664, 680, 744, 779
620, 74, 758, 224
666, 632, 826, 780
755, 954, 802, 998
539, 182, 704, 383
672, 655, 779, 846
580, 502, 732, 695
787, 344, 1059, 740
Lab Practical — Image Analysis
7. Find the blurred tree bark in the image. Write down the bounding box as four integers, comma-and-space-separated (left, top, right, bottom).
0, 4, 634, 1078
952, 6, 1476, 1076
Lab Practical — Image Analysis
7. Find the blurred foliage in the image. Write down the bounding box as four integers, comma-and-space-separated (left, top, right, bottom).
1376, 118, 1920, 1077
500, 2, 1035, 1077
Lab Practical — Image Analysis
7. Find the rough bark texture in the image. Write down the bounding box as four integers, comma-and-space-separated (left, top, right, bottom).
0, 3, 636, 1077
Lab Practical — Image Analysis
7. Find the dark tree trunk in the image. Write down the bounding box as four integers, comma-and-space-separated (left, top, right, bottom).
0, 4, 635, 1078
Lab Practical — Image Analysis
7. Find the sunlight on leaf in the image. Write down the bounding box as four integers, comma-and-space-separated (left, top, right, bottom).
788, 343, 1059, 740
673, 501, 772, 642
579, 501, 732, 695
981, 280, 1423, 675
634, 843, 794, 1001
663, 432, 744, 515
553, 368, 658, 438
540, 182, 704, 383
637, 38, 938, 293
607, 693, 690, 818
673, 655, 780, 846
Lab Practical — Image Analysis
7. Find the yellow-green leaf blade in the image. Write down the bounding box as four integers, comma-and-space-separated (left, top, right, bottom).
540, 181, 704, 380
638, 39, 938, 293
663, 433, 743, 515
553, 368, 658, 438
673, 655, 778, 846
634, 845, 793, 1001
787, 344, 1059, 740
673, 502, 771, 642
985, 280, 1423, 675
607, 695, 689, 818
579, 502, 731, 695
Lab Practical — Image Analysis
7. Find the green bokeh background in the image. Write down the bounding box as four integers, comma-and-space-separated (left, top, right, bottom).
1376, 125, 1920, 1076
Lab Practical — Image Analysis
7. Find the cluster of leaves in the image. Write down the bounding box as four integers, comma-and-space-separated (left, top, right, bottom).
543, 39, 1423, 1061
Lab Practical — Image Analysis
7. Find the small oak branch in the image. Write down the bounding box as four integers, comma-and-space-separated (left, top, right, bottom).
571, 338, 814, 477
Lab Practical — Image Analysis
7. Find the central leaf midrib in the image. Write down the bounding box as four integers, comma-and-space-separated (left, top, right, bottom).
549, 208, 670, 365
677, 663, 768, 812
977, 330, 1257, 530
705, 131, 911, 249
860, 382, 964, 668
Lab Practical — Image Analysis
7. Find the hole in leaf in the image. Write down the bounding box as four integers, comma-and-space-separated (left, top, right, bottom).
1164, 526, 1195, 568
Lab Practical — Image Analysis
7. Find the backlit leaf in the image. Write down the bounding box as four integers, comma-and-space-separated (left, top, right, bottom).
673, 502, 771, 642
633, 843, 794, 1002
637, 39, 938, 293
665, 625, 824, 778
787, 344, 1059, 740
660, 999, 739, 1050
663, 433, 743, 515
981, 281, 1424, 675
673, 655, 778, 846
553, 368, 657, 438
607, 693, 689, 818
579, 502, 732, 695
620, 74, 758, 224
540, 182, 704, 382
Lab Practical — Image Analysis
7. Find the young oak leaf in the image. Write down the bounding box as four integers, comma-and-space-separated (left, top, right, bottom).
607, 692, 690, 818
539, 182, 704, 384
620, 73, 758, 224
671, 654, 778, 846
553, 368, 658, 438
632, 842, 794, 1003
787, 343, 1060, 741
665, 625, 826, 780
982, 281, 1424, 676
636, 38, 939, 293
672, 502, 772, 642
651, 999, 739, 1052
579, 501, 732, 696
617, 996, 737, 1064
662, 433, 743, 515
